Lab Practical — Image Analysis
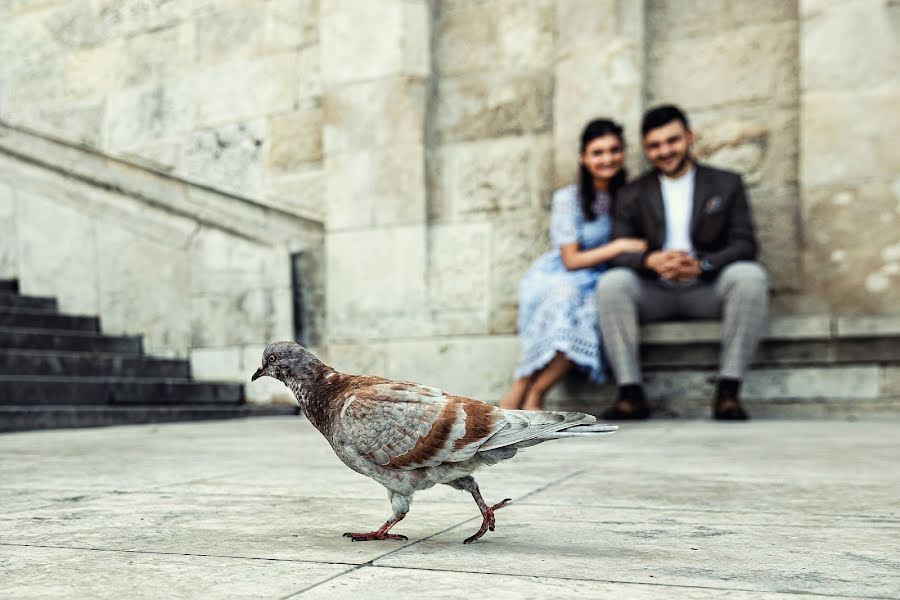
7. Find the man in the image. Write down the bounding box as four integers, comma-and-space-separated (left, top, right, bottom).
596, 105, 768, 421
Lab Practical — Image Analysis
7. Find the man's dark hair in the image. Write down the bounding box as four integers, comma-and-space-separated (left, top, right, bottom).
641, 104, 690, 137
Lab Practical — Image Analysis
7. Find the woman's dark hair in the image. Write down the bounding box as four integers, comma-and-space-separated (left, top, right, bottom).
578, 119, 626, 220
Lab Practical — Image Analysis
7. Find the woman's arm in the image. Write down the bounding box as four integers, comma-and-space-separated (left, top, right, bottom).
560, 238, 647, 271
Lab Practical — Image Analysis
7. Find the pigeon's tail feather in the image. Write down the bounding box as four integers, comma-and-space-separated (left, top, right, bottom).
479, 409, 615, 452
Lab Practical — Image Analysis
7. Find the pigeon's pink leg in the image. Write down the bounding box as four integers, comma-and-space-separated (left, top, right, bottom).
343, 513, 408, 542
453, 476, 512, 544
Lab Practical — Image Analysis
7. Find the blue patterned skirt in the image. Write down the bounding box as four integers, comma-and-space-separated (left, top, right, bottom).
513, 251, 607, 383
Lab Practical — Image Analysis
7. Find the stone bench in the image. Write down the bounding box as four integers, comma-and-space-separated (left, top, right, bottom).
546, 314, 900, 419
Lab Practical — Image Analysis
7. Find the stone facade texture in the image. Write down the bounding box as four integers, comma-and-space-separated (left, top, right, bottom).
0, 0, 897, 402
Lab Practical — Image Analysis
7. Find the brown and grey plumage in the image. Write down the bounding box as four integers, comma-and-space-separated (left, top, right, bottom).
251, 341, 616, 544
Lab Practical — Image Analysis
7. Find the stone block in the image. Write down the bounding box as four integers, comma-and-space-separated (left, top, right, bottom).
383, 335, 520, 401
267, 107, 324, 172
63, 42, 124, 101
190, 346, 243, 381
297, 45, 322, 101
119, 23, 190, 87
802, 0, 899, 91
803, 181, 900, 313
438, 137, 549, 219
556, 0, 619, 48
647, 22, 799, 111
322, 343, 388, 378
434, 71, 553, 144
490, 216, 548, 334
0, 180, 17, 279
15, 191, 98, 314
882, 365, 900, 397
189, 228, 290, 296
836, 315, 900, 338
195, 53, 298, 127
8, 100, 106, 150
553, 40, 644, 186
435, 0, 554, 75
325, 144, 426, 231
93, 0, 189, 38
322, 76, 426, 154
427, 223, 491, 313
647, 0, 730, 40
751, 187, 803, 292
325, 225, 427, 341
261, 0, 319, 54
104, 79, 196, 152
190, 286, 294, 348
320, 0, 427, 85
181, 119, 266, 199
193, 4, 265, 65
0, 12, 67, 105
95, 223, 190, 358
692, 107, 799, 191
265, 170, 326, 223
641, 315, 832, 344
801, 89, 900, 186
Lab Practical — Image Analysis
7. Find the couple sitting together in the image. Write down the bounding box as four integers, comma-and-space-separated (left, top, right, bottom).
501, 104, 768, 421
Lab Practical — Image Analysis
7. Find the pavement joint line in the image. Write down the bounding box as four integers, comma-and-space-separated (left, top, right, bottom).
281, 469, 591, 598
351, 564, 895, 600
0, 542, 361, 567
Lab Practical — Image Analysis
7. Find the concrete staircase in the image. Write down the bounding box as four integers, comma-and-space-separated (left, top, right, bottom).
550, 314, 900, 418
0, 279, 298, 432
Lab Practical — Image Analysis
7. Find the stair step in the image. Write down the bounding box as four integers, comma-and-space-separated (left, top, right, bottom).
0, 377, 243, 406
0, 280, 18, 293
642, 335, 900, 369
0, 350, 189, 378
549, 363, 900, 419
0, 308, 99, 332
0, 293, 57, 310
0, 328, 142, 353
0, 404, 299, 433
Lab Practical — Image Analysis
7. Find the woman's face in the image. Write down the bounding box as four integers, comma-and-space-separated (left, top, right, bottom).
580, 134, 625, 183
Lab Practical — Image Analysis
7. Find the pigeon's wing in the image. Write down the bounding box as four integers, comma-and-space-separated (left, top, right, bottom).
338, 381, 507, 470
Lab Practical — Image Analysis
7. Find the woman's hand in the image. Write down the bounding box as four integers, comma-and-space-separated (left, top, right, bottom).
615, 238, 647, 255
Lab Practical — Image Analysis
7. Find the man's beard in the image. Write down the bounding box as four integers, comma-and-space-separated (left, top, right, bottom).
657, 153, 691, 177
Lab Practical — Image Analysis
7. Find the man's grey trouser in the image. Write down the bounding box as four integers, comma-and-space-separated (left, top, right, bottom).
595, 262, 769, 385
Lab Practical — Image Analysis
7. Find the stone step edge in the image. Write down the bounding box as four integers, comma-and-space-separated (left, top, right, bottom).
642, 314, 900, 343
0, 375, 239, 384
0, 326, 142, 340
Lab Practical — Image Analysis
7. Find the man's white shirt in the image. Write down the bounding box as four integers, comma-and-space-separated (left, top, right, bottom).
659, 166, 696, 255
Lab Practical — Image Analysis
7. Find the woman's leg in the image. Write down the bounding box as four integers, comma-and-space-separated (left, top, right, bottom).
499, 376, 531, 409
521, 352, 572, 410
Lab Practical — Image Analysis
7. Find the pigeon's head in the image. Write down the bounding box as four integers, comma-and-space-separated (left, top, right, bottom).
251, 341, 321, 383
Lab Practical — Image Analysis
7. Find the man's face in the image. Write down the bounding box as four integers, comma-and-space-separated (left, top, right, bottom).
643, 120, 694, 177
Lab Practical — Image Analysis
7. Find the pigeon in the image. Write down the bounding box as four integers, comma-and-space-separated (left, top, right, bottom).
251, 341, 617, 544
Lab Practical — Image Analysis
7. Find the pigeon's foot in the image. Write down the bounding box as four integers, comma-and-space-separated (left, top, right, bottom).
343, 531, 408, 542
463, 498, 511, 544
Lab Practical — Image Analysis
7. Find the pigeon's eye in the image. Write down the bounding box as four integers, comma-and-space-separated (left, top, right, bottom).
267, 354, 277, 364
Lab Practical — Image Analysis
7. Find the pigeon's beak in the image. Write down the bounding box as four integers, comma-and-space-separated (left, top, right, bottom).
251, 366, 265, 381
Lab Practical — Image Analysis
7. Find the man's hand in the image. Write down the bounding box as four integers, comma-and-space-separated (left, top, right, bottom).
645, 250, 701, 281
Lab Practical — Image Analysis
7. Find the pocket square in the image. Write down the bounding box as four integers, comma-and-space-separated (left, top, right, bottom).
704, 195, 724, 214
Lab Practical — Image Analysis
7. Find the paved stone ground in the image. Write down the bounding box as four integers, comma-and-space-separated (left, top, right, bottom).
1, 417, 898, 599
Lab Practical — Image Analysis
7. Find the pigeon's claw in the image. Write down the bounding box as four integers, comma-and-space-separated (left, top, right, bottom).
343, 531, 408, 542
463, 498, 511, 544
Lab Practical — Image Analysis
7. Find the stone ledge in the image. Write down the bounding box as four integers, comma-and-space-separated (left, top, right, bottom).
0, 121, 323, 246
643, 314, 900, 343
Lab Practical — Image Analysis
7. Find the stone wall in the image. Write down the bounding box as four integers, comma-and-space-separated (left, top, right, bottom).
0, 0, 897, 405
0, 0, 324, 223
0, 125, 323, 404
799, 0, 900, 313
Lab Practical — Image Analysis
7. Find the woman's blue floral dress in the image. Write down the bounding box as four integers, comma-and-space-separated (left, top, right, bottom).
514, 184, 611, 383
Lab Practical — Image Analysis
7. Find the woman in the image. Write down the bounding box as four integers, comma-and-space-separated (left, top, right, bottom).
500, 119, 646, 410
